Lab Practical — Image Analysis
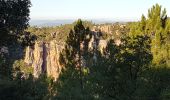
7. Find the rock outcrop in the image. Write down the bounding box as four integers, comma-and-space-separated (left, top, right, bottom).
93, 25, 112, 34
24, 26, 125, 80
24, 40, 64, 80
32, 41, 44, 78
24, 46, 33, 66
46, 41, 65, 80
99, 25, 112, 34
98, 40, 107, 53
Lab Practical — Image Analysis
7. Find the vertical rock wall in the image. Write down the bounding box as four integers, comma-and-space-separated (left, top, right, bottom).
32, 41, 44, 78
24, 30, 110, 80
24, 46, 33, 66
46, 41, 64, 80
24, 40, 64, 80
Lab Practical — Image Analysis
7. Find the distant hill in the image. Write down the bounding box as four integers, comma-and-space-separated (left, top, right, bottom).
29, 19, 130, 27
29, 19, 75, 27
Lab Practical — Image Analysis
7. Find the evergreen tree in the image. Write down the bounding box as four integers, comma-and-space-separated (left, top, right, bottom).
0, 0, 31, 44
129, 4, 170, 66
104, 35, 152, 99
0, 0, 31, 77
140, 14, 146, 30
56, 19, 92, 99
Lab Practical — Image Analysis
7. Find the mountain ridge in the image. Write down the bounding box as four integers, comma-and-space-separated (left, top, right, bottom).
29, 19, 133, 27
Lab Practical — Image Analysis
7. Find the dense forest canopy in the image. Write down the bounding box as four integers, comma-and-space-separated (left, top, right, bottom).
0, 1, 170, 100
129, 4, 170, 66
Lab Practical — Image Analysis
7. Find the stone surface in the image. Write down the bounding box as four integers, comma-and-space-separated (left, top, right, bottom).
32, 41, 44, 78
99, 40, 107, 53
46, 40, 64, 80
24, 27, 124, 80
24, 46, 33, 66
24, 40, 64, 80
93, 25, 112, 34
99, 25, 112, 34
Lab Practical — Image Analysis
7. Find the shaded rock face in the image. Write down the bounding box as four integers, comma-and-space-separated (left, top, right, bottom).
24, 46, 33, 66
24, 40, 64, 80
88, 31, 108, 65
89, 31, 108, 53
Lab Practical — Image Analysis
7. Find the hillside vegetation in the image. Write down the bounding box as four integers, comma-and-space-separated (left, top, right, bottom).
0, 1, 170, 100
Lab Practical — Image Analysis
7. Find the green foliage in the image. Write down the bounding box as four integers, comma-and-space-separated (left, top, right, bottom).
134, 67, 170, 100
55, 67, 85, 99
56, 19, 93, 99
141, 14, 146, 30
65, 19, 91, 66
0, 0, 31, 44
0, 0, 31, 78
129, 4, 170, 66
0, 73, 50, 100
19, 31, 37, 47
13, 60, 33, 74
1, 2, 170, 100
26, 20, 94, 42
97, 35, 152, 99
0, 54, 11, 77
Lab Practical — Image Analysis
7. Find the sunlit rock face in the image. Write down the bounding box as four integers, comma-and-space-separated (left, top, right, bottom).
24, 28, 123, 80
114, 39, 121, 46
24, 40, 64, 80
93, 25, 112, 34
32, 41, 44, 78
98, 40, 107, 53
99, 25, 112, 34
46, 40, 64, 80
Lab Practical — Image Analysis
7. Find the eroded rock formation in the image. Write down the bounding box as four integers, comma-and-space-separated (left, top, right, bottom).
24, 40, 64, 80
24, 46, 33, 66
93, 25, 112, 34
32, 41, 44, 78
24, 26, 124, 80
46, 41, 65, 80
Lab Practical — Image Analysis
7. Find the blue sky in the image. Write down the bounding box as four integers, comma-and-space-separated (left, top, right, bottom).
30, 0, 170, 21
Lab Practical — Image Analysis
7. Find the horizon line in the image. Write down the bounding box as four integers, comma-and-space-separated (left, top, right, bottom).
30, 17, 140, 22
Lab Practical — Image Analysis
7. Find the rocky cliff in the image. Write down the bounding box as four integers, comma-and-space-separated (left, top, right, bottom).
92, 24, 127, 46
24, 38, 107, 80
24, 40, 65, 80
24, 27, 124, 80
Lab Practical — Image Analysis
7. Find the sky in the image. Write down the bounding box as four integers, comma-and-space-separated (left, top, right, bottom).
30, 0, 170, 21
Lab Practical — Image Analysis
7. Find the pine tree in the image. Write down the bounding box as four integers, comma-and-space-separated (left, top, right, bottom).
0, 0, 31, 44
0, 0, 31, 77
57, 19, 92, 99
141, 14, 146, 30
129, 4, 170, 66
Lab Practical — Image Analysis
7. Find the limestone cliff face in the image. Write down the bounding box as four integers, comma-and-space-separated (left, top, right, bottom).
98, 40, 107, 53
24, 46, 33, 66
99, 25, 112, 34
92, 24, 127, 47
88, 35, 107, 53
32, 41, 44, 78
24, 28, 113, 80
46, 41, 64, 80
93, 25, 112, 34
24, 40, 64, 80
